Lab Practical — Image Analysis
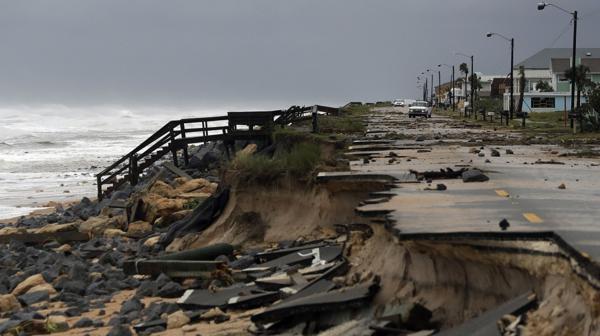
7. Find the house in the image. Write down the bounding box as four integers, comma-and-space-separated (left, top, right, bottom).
435, 73, 505, 105
505, 48, 600, 112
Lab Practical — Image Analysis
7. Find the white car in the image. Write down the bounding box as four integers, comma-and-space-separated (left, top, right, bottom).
408, 101, 431, 118
392, 99, 405, 107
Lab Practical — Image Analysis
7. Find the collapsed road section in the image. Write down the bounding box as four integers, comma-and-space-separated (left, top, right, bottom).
0, 104, 599, 335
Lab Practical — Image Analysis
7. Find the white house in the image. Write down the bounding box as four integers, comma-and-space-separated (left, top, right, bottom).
504, 48, 600, 113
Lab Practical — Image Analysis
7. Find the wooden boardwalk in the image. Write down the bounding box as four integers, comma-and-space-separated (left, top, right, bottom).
96, 105, 339, 200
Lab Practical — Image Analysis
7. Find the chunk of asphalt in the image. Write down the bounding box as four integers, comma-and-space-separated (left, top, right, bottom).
18, 290, 50, 306
251, 282, 379, 324
462, 170, 489, 183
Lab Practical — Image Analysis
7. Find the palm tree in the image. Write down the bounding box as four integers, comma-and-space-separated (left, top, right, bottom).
517, 66, 526, 114
535, 81, 553, 92
459, 63, 469, 101
565, 65, 592, 109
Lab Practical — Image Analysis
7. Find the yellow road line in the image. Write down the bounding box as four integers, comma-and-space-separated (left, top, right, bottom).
495, 189, 509, 197
523, 213, 543, 224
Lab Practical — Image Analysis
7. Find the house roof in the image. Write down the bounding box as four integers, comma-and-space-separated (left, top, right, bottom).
551, 58, 570, 73
581, 58, 600, 73
516, 48, 600, 69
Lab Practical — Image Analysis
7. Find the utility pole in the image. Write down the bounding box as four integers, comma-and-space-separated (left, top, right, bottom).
537, 3, 578, 131
452, 65, 456, 112
573, 11, 580, 131
511, 38, 515, 126
438, 70, 441, 108
430, 72, 434, 105
471, 55, 475, 120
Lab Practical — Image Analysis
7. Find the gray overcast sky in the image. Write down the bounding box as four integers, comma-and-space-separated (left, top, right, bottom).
0, 0, 599, 109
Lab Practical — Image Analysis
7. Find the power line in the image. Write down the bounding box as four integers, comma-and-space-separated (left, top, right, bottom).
547, 19, 572, 48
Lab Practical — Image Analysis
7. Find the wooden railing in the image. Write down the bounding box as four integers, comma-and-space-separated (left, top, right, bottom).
95, 105, 340, 200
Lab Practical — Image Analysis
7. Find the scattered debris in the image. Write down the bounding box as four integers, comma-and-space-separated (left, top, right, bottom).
499, 219, 510, 231
558, 183, 566, 190
409, 168, 467, 180
461, 169, 489, 182
534, 159, 565, 165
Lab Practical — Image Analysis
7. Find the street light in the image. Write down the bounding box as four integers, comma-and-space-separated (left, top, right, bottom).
426, 69, 434, 105
486, 32, 515, 126
420, 72, 429, 102
439, 64, 455, 112
538, 2, 578, 130
456, 52, 475, 119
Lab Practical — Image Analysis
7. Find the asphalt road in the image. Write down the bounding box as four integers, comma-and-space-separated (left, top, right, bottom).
352, 106, 600, 260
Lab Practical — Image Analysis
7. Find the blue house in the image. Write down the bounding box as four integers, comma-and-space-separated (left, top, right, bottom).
504, 48, 600, 113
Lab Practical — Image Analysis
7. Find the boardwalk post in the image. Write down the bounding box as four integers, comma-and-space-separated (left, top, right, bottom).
180, 121, 189, 166
312, 105, 318, 133
97, 175, 102, 200
169, 128, 179, 167
130, 154, 139, 186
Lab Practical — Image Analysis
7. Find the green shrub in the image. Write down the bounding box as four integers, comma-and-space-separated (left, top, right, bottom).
231, 142, 322, 184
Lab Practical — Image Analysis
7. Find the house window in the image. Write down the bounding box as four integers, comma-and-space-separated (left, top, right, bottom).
531, 97, 555, 108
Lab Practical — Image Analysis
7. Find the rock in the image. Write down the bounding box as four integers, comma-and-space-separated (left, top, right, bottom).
107, 325, 133, 336
26, 283, 57, 295
35, 222, 78, 234
143, 326, 166, 334
182, 325, 197, 332
0, 294, 21, 313
19, 291, 50, 306
64, 306, 85, 317
55, 244, 72, 253
149, 181, 179, 198
73, 317, 94, 328
478, 152, 485, 157
135, 281, 156, 298
79, 216, 121, 235
167, 310, 190, 329
462, 170, 489, 183
142, 302, 179, 321
142, 194, 186, 223
175, 178, 212, 194
187, 142, 221, 170
469, 148, 480, 154
143, 236, 161, 247
156, 282, 184, 298
104, 229, 127, 238
490, 149, 500, 157
12, 274, 47, 296
120, 297, 144, 315
47, 315, 69, 332
62, 280, 87, 295
505, 149, 514, 154
200, 307, 227, 321
436, 184, 447, 191
126, 221, 152, 238
558, 183, 566, 189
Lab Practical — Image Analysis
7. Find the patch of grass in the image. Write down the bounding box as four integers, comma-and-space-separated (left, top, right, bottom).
313, 104, 369, 135
231, 142, 322, 183
184, 198, 203, 209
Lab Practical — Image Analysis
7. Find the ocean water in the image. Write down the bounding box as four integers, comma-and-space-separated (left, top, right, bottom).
0, 105, 230, 220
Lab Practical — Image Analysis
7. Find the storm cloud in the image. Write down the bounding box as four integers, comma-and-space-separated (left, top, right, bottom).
0, 0, 598, 108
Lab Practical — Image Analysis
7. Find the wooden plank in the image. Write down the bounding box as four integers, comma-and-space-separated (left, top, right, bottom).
436, 292, 535, 336
0, 231, 89, 244
122, 260, 224, 277
162, 162, 192, 180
